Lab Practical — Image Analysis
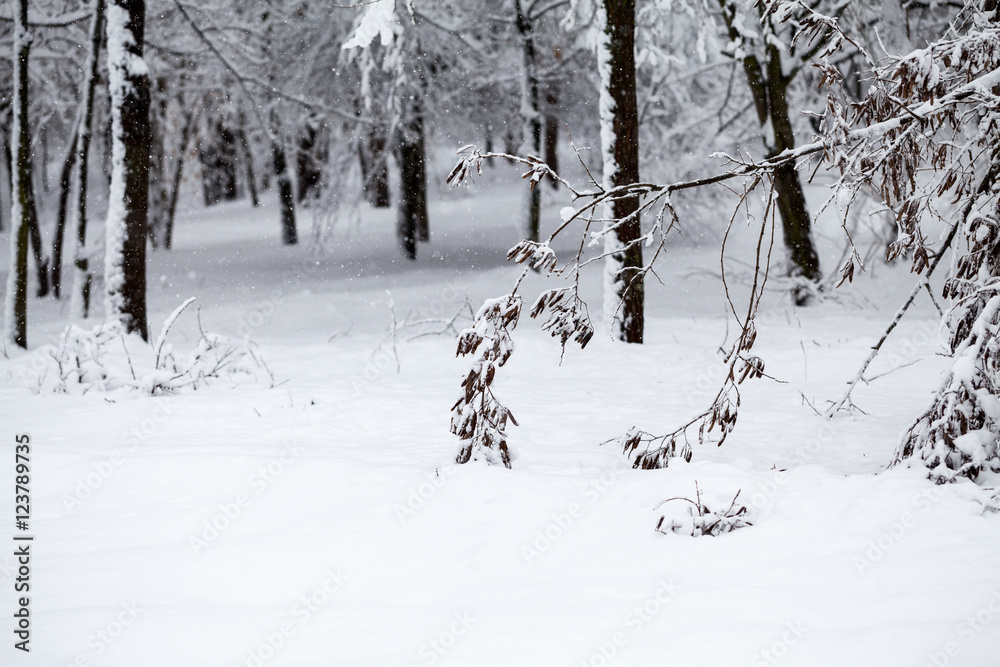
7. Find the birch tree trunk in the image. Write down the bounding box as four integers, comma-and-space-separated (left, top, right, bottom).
104, 0, 150, 340
598, 0, 644, 344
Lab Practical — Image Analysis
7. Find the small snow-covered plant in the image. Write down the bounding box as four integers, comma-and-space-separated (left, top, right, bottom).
654, 483, 751, 537
894, 211, 1000, 482
451, 296, 522, 468
30, 298, 271, 395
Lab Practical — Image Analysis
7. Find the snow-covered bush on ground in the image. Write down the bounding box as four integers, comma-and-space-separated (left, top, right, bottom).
26, 298, 271, 395
654, 483, 752, 537
894, 212, 1000, 482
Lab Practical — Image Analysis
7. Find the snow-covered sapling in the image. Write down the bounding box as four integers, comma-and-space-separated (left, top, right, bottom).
654, 483, 751, 537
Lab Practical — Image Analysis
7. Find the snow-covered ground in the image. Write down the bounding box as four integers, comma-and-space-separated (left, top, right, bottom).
2, 165, 999, 667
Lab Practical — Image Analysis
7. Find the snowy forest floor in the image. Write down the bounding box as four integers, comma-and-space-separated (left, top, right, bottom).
1, 162, 999, 666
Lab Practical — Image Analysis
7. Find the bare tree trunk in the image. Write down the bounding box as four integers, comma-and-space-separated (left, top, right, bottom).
164, 105, 198, 251
50, 128, 80, 298
397, 104, 429, 258
544, 83, 560, 190
4, 0, 32, 348
104, 0, 150, 340
360, 124, 391, 208
147, 78, 170, 249
515, 0, 542, 243
40, 125, 49, 195
719, 1, 820, 304
237, 124, 259, 208
272, 136, 297, 245
199, 116, 238, 206
70, 0, 105, 319
599, 0, 644, 344
27, 193, 48, 297
296, 118, 324, 204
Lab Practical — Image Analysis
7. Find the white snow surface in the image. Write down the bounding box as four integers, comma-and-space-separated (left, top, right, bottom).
1, 165, 999, 666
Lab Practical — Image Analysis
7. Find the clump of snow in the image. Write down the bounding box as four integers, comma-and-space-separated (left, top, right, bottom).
343, 0, 399, 49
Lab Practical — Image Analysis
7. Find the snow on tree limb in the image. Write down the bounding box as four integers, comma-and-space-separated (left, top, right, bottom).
343, 0, 399, 49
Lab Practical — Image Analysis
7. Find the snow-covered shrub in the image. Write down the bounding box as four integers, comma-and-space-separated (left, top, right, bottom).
654, 485, 751, 537
28, 298, 271, 395
894, 212, 1000, 482
450, 296, 521, 468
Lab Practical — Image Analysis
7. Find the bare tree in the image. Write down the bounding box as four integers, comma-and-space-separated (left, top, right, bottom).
598, 0, 644, 343
104, 0, 150, 339
3, 0, 33, 348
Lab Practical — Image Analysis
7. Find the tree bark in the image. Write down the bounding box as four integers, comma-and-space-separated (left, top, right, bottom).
544, 83, 560, 189
514, 0, 542, 243
199, 117, 238, 206
104, 0, 150, 340
360, 124, 391, 208
397, 104, 429, 257
147, 77, 170, 248
237, 124, 259, 208
272, 136, 297, 245
50, 128, 80, 298
599, 0, 644, 344
296, 118, 324, 203
71, 0, 105, 319
164, 104, 198, 251
27, 198, 48, 298
4, 0, 32, 348
719, 1, 821, 304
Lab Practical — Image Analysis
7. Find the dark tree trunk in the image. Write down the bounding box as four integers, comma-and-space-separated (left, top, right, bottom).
600, 0, 644, 344
0, 135, 6, 233
396, 109, 429, 258
544, 84, 560, 189
515, 0, 542, 243
71, 0, 105, 318
484, 122, 495, 167
237, 125, 259, 208
359, 124, 391, 208
147, 78, 169, 249
164, 105, 198, 250
296, 119, 324, 204
40, 125, 49, 195
105, 0, 150, 340
50, 128, 80, 298
5, 0, 32, 348
272, 137, 297, 245
720, 1, 820, 304
199, 118, 238, 206
27, 192, 48, 298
